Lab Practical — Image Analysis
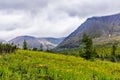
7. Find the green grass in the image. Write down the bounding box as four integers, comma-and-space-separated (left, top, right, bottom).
0, 50, 120, 80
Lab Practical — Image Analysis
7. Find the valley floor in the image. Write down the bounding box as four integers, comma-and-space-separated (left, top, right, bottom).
0, 50, 120, 80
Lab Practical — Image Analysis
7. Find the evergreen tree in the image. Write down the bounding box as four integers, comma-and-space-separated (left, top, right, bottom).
39, 44, 43, 51
111, 42, 118, 62
81, 34, 96, 60
32, 47, 37, 51
112, 42, 117, 56
0, 42, 17, 54
23, 40, 28, 50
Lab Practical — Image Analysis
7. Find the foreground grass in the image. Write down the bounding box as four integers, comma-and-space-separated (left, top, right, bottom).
0, 50, 120, 80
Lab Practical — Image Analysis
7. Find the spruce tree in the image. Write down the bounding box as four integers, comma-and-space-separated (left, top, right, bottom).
0, 43, 17, 54
39, 44, 43, 51
111, 42, 117, 62
81, 34, 95, 60
112, 42, 117, 56
23, 40, 28, 50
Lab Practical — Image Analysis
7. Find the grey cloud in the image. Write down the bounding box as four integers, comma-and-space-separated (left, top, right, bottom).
0, 0, 49, 11
57, 0, 120, 18
5, 27, 16, 31
0, 25, 16, 31
0, 0, 120, 40
0, 0, 119, 18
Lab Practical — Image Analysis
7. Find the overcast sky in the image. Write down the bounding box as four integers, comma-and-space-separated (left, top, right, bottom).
0, 0, 120, 40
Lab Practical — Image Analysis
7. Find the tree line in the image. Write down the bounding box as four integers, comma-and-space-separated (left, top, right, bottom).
81, 33, 119, 62
0, 42, 17, 54
23, 40, 44, 51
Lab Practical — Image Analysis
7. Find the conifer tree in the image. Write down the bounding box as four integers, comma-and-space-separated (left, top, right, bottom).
81, 34, 96, 59
111, 42, 117, 62
112, 42, 117, 56
23, 40, 28, 50
39, 44, 43, 51
0, 42, 17, 54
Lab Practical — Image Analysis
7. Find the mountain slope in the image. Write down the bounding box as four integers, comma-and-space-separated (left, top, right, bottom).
38, 37, 65, 45
9, 36, 41, 49
56, 13, 120, 49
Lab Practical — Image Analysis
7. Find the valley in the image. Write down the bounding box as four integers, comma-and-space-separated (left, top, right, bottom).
0, 13, 120, 80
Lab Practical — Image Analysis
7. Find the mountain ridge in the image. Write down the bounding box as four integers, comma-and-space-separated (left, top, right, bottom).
56, 13, 120, 50
9, 35, 65, 50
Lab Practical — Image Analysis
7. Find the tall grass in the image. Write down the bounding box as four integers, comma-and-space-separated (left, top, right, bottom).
0, 50, 120, 80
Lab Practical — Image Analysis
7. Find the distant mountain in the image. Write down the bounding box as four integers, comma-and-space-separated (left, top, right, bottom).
56, 13, 120, 50
0, 39, 7, 43
38, 37, 65, 45
9, 36, 41, 49
9, 36, 65, 50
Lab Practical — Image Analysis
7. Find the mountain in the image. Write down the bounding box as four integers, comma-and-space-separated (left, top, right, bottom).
38, 37, 65, 45
0, 39, 7, 43
56, 13, 120, 49
9, 36, 65, 50
37, 37, 65, 50
9, 36, 41, 49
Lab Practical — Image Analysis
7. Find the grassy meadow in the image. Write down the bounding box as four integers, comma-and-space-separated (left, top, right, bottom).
0, 50, 120, 80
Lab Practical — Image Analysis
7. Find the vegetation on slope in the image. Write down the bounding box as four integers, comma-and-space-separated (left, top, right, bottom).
55, 34, 120, 62
0, 42, 17, 54
0, 50, 120, 80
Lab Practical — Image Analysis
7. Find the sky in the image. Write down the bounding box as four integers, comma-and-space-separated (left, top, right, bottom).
0, 0, 120, 40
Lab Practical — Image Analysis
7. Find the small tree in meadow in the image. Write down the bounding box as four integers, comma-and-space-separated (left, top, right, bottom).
32, 47, 38, 51
23, 40, 28, 50
39, 44, 43, 51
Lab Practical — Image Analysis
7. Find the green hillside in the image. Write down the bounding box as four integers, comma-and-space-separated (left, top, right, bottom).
0, 50, 120, 80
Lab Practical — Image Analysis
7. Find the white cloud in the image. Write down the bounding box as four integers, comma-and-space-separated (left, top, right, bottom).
0, 0, 120, 40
